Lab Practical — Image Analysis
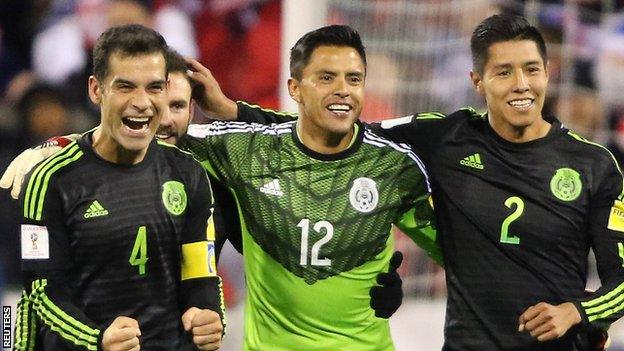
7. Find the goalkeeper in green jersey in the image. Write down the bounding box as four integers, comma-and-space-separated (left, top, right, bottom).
179, 25, 437, 350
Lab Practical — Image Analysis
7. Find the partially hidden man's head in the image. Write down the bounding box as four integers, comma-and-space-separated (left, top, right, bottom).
288, 25, 367, 137
469, 14, 549, 131
156, 49, 194, 146
88, 24, 169, 153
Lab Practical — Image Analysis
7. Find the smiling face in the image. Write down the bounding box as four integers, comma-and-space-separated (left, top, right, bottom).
89, 51, 167, 163
289, 45, 365, 144
156, 72, 193, 145
471, 40, 549, 140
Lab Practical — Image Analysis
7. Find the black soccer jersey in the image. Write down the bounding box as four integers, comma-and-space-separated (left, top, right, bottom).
14, 132, 223, 351
375, 108, 624, 350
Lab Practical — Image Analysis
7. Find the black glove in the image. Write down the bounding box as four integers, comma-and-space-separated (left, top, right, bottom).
370, 251, 404, 318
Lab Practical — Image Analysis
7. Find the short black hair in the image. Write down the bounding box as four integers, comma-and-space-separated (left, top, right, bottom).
290, 24, 366, 80
470, 14, 547, 74
92, 24, 168, 81
166, 48, 188, 75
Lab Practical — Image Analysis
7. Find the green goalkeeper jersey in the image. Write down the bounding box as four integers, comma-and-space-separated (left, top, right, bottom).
184, 115, 431, 350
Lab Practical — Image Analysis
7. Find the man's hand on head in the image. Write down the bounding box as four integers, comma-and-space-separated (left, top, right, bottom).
185, 58, 238, 120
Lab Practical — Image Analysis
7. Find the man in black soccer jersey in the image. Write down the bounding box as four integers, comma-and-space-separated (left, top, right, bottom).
375, 15, 616, 350
13, 25, 224, 351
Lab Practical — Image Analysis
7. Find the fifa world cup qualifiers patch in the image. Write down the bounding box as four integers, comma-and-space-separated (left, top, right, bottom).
21, 224, 50, 259
550, 168, 582, 202
162, 181, 187, 216
608, 201, 624, 233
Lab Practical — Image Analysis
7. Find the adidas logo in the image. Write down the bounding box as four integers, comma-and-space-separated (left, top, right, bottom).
259, 179, 283, 197
84, 200, 109, 219
460, 153, 484, 170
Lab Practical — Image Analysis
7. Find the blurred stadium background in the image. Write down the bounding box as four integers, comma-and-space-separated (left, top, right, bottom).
2, 0, 624, 349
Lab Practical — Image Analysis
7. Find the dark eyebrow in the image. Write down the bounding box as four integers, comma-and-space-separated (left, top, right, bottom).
148, 79, 167, 86
492, 63, 512, 70
169, 99, 188, 106
347, 71, 365, 78
113, 78, 136, 86
316, 70, 337, 76
523, 61, 542, 67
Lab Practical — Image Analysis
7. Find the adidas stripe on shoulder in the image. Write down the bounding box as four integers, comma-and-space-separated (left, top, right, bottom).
23, 143, 84, 221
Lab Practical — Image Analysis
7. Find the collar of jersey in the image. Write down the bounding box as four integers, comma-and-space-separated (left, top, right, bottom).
483, 113, 566, 150
79, 129, 157, 171
291, 120, 365, 161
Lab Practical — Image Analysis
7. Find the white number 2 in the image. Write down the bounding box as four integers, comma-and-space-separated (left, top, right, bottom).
298, 219, 333, 266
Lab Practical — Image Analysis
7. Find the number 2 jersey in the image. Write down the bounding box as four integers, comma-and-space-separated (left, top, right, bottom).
376, 108, 624, 350
15, 132, 224, 351
182, 103, 432, 351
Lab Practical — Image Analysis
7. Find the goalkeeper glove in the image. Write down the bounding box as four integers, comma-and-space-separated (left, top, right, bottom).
370, 251, 403, 318
0, 136, 73, 199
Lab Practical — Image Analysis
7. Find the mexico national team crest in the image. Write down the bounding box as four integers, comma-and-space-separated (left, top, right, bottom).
349, 177, 379, 213
162, 181, 187, 215
550, 168, 582, 202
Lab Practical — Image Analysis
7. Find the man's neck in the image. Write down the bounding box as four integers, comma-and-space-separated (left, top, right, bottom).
488, 115, 552, 143
296, 121, 358, 154
92, 127, 147, 165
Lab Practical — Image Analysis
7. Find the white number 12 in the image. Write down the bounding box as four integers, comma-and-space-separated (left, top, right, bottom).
298, 219, 333, 266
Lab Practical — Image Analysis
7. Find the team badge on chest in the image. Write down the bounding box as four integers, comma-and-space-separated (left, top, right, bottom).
550, 168, 582, 202
349, 177, 378, 213
162, 181, 187, 215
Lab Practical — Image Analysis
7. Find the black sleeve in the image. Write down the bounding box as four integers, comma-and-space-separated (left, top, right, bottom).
237, 101, 298, 124
211, 175, 243, 259
368, 111, 452, 159
573, 154, 624, 330
178, 162, 225, 323
19, 178, 102, 350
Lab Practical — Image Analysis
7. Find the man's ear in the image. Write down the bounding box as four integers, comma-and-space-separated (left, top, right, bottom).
88, 75, 103, 104
188, 101, 195, 122
288, 78, 301, 103
470, 70, 484, 95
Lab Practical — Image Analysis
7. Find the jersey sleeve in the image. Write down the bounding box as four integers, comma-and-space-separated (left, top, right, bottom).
210, 175, 243, 258
369, 111, 450, 159
178, 161, 226, 326
395, 196, 443, 266
19, 173, 102, 351
181, 123, 246, 185
237, 101, 298, 124
574, 154, 624, 330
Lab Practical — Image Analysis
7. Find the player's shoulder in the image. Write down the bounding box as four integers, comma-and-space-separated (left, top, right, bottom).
155, 139, 206, 171
25, 141, 86, 185
561, 128, 620, 169
362, 125, 426, 163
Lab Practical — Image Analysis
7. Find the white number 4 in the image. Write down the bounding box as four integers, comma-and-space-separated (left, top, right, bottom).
298, 219, 333, 266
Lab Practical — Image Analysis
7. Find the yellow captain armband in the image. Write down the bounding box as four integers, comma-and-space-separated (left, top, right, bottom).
608, 200, 624, 233
181, 241, 217, 280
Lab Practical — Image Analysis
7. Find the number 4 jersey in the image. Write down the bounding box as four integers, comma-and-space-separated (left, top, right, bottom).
16, 132, 224, 351
184, 106, 432, 350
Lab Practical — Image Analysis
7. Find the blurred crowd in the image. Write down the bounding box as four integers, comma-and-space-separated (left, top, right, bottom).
3, 0, 624, 301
